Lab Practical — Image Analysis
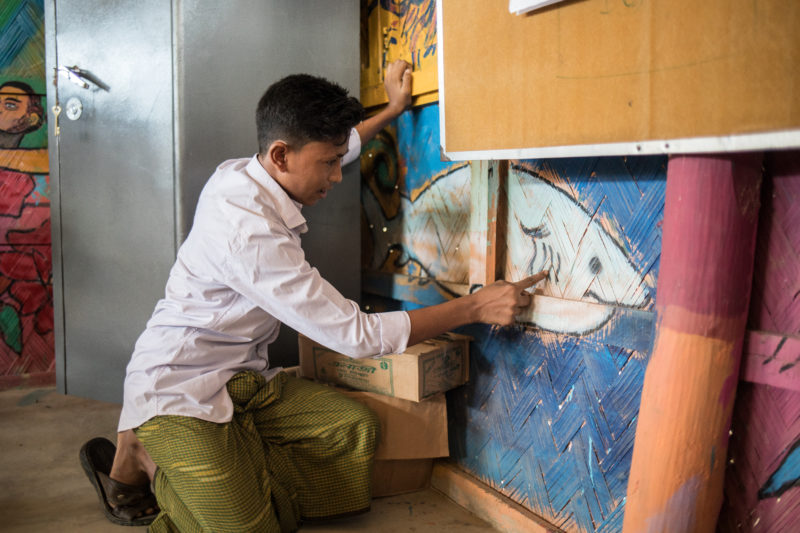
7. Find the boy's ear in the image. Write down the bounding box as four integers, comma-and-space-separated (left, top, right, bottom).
267, 141, 290, 172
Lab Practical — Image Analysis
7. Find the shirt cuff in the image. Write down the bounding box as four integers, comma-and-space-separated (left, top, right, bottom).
376, 310, 411, 356
342, 127, 362, 167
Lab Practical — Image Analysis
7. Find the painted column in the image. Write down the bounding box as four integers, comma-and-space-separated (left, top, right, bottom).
623, 154, 763, 533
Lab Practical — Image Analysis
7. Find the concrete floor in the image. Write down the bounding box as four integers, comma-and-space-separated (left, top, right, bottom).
0, 387, 495, 532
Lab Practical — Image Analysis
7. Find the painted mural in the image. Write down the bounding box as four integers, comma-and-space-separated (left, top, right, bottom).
505, 163, 657, 335
361, 101, 668, 532
465, 158, 664, 533
0, 0, 54, 388
362, 104, 467, 284
360, 0, 438, 108
718, 152, 800, 533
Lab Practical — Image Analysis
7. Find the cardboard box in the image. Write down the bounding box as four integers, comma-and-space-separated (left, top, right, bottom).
334, 386, 449, 497
298, 333, 470, 402
371, 459, 434, 498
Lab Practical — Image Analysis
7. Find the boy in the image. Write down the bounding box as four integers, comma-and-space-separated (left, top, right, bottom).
81, 61, 544, 532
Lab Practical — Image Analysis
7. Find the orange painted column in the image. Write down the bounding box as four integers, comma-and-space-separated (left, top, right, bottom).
622, 154, 763, 533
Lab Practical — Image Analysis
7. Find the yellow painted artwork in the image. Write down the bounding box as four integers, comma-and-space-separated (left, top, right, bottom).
361, 0, 438, 109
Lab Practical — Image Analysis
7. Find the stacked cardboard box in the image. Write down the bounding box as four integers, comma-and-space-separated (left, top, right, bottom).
296, 333, 471, 496
298, 332, 470, 401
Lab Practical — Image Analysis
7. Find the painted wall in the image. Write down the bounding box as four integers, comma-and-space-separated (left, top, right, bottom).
717, 152, 800, 533
361, 102, 800, 532
0, 0, 54, 389
361, 102, 668, 532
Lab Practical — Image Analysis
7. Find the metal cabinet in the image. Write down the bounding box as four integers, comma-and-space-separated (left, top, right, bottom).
46, 1, 359, 403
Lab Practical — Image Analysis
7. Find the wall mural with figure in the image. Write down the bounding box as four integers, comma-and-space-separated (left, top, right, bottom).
0, 0, 54, 388
361, 101, 668, 532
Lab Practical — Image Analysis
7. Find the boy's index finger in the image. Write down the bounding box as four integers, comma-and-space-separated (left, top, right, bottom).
513, 270, 549, 290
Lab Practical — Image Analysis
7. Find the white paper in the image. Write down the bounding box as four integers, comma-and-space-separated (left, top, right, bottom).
509, 0, 568, 15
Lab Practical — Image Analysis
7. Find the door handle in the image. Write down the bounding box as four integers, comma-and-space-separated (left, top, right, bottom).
56, 66, 108, 91
58, 66, 91, 89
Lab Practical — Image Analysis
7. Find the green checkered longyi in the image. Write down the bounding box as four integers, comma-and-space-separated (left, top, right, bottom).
135, 371, 380, 532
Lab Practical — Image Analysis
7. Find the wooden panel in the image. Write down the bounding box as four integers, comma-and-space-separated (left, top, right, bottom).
748, 152, 800, 334
439, 0, 800, 155
503, 157, 665, 335
719, 384, 800, 533
361, 0, 438, 109
468, 160, 506, 287
1, 0, 52, 386
740, 331, 800, 393
362, 132, 668, 530
431, 462, 562, 533
718, 150, 800, 533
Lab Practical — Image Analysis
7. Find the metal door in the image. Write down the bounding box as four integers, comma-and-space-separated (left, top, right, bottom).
46, 0, 176, 402
47, 1, 359, 402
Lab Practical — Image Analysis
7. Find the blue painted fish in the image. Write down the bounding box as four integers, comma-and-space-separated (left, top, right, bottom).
363, 163, 654, 334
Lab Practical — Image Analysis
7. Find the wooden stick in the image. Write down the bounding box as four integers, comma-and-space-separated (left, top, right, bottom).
623, 153, 763, 532
469, 160, 507, 287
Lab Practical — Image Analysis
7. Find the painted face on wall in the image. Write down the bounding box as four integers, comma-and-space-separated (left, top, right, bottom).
0, 86, 37, 134
283, 137, 349, 206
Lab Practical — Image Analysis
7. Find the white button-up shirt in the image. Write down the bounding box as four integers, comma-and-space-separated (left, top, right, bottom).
118, 130, 411, 431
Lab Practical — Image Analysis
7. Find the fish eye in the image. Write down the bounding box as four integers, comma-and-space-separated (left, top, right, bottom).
589, 256, 602, 274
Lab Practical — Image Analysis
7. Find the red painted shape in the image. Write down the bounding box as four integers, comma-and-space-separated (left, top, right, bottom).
10, 281, 48, 314
8, 209, 51, 246
0, 251, 39, 281
657, 154, 763, 325
0, 170, 35, 219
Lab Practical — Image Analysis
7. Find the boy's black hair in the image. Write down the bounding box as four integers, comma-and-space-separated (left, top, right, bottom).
256, 74, 364, 154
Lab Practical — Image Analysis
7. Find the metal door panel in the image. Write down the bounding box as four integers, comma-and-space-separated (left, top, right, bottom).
48, 0, 360, 400
175, 1, 360, 366
52, 0, 175, 402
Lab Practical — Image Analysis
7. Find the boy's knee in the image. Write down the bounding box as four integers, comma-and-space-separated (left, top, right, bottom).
348, 400, 381, 451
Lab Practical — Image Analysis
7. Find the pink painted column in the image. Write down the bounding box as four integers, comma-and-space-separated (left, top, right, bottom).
623, 153, 764, 533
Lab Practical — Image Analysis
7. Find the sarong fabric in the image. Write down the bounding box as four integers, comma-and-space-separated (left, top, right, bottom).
135, 371, 380, 532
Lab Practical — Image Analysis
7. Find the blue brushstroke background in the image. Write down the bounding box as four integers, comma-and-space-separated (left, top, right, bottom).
366, 103, 668, 532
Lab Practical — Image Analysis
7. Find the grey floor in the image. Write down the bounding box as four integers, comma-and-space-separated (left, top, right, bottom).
0, 387, 494, 532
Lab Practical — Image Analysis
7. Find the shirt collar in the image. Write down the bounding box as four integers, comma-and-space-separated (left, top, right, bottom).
245, 155, 307, 231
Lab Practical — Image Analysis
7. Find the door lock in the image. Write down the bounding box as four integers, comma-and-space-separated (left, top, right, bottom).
65, 97, 83, 121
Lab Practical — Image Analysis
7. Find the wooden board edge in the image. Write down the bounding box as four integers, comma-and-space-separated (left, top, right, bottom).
430, 461, 563, 533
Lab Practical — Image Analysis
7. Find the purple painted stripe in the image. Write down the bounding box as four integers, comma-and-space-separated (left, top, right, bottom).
740, 330, 800, 392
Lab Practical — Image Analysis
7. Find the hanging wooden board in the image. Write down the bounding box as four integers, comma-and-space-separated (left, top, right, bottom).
437, 0, 800, 159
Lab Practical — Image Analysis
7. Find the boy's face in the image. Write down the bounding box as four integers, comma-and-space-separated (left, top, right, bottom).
0, 87, 34, 134
283, 136, 349, 206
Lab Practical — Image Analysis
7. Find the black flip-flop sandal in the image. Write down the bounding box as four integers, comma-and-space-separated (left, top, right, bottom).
79, 437, 159, 526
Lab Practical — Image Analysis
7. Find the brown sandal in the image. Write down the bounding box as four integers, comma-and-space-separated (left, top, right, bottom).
79, 437, 159, 526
